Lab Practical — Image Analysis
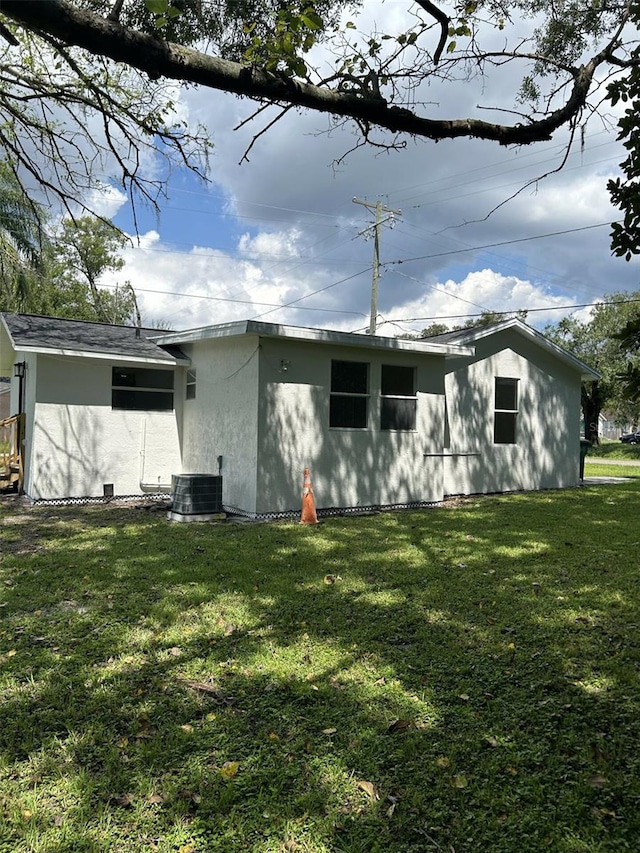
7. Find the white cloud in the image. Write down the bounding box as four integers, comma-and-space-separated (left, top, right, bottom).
378, 269, 578, 336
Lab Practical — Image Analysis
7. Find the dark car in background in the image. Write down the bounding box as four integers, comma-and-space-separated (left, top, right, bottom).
620, 429, 640, 444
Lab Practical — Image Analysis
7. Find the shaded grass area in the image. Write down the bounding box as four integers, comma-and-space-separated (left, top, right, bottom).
1, 484, 640, 852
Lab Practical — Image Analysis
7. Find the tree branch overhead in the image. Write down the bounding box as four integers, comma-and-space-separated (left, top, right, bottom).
0, 0, 630, 146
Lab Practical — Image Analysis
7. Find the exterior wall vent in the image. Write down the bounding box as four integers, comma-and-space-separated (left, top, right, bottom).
168, 473, 223, 522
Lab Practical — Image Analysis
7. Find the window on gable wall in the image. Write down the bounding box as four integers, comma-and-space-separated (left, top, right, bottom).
112, 366, 174, 411
330, 360, 369, 428
494, 377, 519, 444
186, 369, 196, 400
380, 365, 417, 430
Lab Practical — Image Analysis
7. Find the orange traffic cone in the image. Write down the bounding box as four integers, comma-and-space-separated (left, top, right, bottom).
300, 467, 318, 525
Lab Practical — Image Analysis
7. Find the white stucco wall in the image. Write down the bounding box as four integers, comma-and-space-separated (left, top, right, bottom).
26, 355, 181, 499
180, 336, 260, 513
443, 329, 582, 496
255, 339, 446, 513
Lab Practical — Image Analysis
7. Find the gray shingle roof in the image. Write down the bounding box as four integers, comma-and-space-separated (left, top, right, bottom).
2, 313, 187, 363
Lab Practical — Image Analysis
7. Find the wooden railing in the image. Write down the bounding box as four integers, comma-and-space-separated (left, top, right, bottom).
0, 413, 24, 492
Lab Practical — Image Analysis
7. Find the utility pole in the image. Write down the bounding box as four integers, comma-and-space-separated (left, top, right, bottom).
353, 198, 402, 334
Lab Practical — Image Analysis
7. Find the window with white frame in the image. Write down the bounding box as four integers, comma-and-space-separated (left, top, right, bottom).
112, 366, 174, 411
186, 369, 196, 400
494, 377, 518, 444
330, 360, 369, 428
380, 364, 417, 430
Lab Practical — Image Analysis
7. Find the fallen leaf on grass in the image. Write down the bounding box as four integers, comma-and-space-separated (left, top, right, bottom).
219, 761, 239, 780
180, 680, 234, 704
484, 736, 499, 748
146, 794, 164, 804
357, 780, 379, 800
180, 724, 194, 733
591, 806, 619, 820
169, 646, 182, 657
436, 756, 450, 768
322, 727, 337, 735
451, 775, 468, 789
587, 775, 609, 789
113, 793, 135, 808
385, 794, 399, 819
386, 719, 413, 734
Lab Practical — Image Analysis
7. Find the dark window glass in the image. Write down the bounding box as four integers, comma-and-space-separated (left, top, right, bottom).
112, 367, 174, 390
494, 412, 517, 444
329, 360, 369, 428
112, 367, 174, 411
381, 364, 414, 397
381, 398, 417, 430
330, 395, 368, 428
112, 390, 174, 412
495, 377, 518, 411
331, 360, 368, 394
494, 378, 518, 444
380, 364, 416, 430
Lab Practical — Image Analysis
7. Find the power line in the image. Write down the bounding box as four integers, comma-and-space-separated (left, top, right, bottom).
98, 281, 367, 317
249, 267, 371, 322
382, 297, 640, 327
385, 222, 614, 266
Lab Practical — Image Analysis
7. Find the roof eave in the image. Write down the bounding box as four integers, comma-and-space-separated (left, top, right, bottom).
152, 320, 475, 357
14, 345, 188, 366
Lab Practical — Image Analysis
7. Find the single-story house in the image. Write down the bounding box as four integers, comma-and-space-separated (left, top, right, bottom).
0, 312, 598, 514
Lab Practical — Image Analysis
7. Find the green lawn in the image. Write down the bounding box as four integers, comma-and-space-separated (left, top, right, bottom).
584, 461, 640, 479
586, 440, 640, 461
1, 485, 640, 852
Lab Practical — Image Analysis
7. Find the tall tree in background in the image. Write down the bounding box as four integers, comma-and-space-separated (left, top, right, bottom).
545, 293, 640, 442
0, 163, 44, 311
49, 216, 139, 324
615, 315, 640, 407
0, 202, 140, 325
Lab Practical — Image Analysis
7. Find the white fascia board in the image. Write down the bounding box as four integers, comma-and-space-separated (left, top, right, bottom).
14, 345, 189, 367
153, 320, 475, 358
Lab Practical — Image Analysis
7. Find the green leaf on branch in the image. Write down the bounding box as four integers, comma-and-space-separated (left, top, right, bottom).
145, 0, 167, 13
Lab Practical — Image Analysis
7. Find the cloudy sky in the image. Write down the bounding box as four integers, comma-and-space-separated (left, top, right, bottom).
93, 2, 638, 336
